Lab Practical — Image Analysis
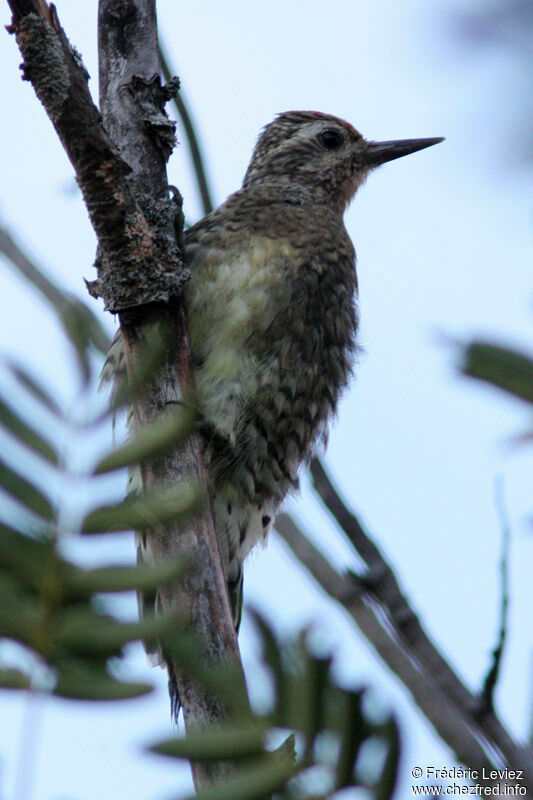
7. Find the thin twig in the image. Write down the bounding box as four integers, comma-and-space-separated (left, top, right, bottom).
481, 474, 511, 711
275, 514, 498, 781
158, 39, 215, 216
309, 459, 477, 709
305, 457, 533, 789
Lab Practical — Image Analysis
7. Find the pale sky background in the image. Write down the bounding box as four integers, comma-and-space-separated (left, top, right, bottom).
0, 1, 532, 799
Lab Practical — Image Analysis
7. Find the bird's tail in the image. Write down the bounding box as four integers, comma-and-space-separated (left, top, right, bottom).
228, 565, 244, 633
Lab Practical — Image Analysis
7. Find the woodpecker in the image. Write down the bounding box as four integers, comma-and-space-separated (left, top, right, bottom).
103, 110, 442, 674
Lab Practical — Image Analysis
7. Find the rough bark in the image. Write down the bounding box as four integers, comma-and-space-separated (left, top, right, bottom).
6, 0, 183, 311
6, 0, 249, 789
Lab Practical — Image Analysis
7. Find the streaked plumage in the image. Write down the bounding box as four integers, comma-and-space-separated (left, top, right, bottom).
102, 111, 442, 690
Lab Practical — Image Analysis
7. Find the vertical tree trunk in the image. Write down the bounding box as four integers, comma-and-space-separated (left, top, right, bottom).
97, 1, 250, 787
5, 0, 250, 789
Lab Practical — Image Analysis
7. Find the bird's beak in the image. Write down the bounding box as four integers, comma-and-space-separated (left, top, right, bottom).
363, 137, 444, 166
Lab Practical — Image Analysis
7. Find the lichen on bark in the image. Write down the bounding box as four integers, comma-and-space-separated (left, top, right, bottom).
16, 14, 70, 121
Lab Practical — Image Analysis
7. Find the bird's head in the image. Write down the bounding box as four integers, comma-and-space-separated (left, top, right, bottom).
243, 111, 443, 213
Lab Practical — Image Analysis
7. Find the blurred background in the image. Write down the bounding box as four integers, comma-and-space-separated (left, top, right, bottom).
0, 1, 531, 798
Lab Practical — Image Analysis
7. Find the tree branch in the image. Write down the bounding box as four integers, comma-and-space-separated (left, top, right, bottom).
5, 0, 249, 789
7, 0, 183, 311
276, 457, 533, 790
309, 458, 480, 713
480, 475, 511, 711
275, 513, 497, 784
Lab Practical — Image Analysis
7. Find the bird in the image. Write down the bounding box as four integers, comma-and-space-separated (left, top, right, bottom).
102, 110, 442, 696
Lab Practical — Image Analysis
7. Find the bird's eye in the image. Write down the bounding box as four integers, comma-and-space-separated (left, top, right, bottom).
318, 129, 345, 149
